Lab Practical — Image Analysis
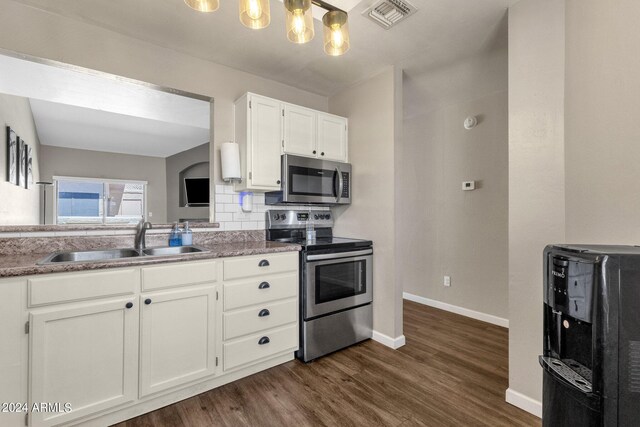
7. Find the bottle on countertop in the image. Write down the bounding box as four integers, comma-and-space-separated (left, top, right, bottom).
169, 222, 182, 247
181, 221, 193, 246
306, 211, 316, 244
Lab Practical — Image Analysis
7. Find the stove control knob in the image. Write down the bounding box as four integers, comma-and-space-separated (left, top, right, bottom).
314, 215, 319, 220
281, 214, 286, 220
274, 213, 280, 220
323, 214, 329, 220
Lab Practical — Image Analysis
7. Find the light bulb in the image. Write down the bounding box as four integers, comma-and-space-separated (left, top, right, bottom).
330, 25, 343, 48
184, 0, 219, 12
322, 10, 349, 55
284, 0, 313, 43
248, 0, 262, 20
239, 0, 270, 29
292, 10, 306, 36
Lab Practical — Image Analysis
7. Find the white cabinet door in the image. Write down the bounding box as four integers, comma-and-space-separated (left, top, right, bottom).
29, 298, 138, 427
139, 286, 219, 397
283, 104, 316, 158
317, 112, 348, 162
249, 94, 283, 189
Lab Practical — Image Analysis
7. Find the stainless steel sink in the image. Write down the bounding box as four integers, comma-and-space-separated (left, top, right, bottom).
38, 248, 142, 265
37, 245, 208, 265
142, 246, 207, 256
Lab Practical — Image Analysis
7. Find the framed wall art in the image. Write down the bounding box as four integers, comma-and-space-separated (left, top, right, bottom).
6, 126, 18, 185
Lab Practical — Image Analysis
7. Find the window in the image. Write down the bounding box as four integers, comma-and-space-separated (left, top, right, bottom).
54, 177, 147, 225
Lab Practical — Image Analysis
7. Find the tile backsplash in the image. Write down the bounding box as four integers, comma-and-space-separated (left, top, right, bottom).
214, 184, 329, 231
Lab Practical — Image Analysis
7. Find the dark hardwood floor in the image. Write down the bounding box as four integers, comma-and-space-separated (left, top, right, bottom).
114, 300, 540, 427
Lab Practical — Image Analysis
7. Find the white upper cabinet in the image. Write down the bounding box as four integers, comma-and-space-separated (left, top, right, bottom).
283, 104, 317, 158
235, 93, 283, 192
235, 93, 348, 192
317, 112, 348, 162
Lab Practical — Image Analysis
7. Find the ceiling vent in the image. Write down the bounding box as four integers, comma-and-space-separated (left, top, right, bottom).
363, 0, 417, 29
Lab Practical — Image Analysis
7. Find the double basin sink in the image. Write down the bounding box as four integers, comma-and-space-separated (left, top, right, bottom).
38, 246, 208, 265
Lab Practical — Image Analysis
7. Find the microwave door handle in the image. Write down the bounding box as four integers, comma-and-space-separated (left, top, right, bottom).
335, 167, 343, 203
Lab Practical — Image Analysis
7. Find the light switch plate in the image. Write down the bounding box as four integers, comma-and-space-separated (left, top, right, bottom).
462, 181, 475, 191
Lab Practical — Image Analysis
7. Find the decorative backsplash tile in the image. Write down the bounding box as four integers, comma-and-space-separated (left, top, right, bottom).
214, 184, 329, 231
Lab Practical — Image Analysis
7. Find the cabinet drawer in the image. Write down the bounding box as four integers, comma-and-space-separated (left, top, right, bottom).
223, 252, 297, 280
223, 324, 298, 371
142, 260, 218, 291
224, 298, 297, 340
28, 268, 138, 307
224, 273, 297, 311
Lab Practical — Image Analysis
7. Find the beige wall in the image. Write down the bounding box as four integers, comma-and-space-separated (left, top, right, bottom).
0, 93, 40, 224
0, 0, 327, 225
329, 67, 404, 340
565, 0, 640, 243
400, 50, 509, 320
166, 143, 209, 223
40, 145, 168, 223
507, 0, 565, 409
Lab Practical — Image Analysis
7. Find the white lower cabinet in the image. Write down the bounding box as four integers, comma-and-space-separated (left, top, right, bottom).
139, 285, 220, 398
29, 298, 139, 427
14, 253, 298, 427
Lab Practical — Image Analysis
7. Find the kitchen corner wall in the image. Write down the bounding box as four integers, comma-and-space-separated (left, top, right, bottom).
329, 67, 404, 342
508, 0, 565, 413
0, 93, 41, 224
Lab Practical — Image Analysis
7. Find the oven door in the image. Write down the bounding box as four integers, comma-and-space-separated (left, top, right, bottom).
304, 249, 372, 319
282, 155, 351, 205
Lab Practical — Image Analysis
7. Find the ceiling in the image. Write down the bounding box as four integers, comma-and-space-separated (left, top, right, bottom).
29, 99, 210, 158
12, 0, 517, 96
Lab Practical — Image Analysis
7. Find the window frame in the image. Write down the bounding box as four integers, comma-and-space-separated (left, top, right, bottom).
53, 176, 148, 225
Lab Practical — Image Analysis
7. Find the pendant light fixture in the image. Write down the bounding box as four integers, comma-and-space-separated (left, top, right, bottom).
184, 0, 350, 56
322, 9, 349, 55
184, 0, 219, 12
239, 0, 271, 29
284, 0, 315, 44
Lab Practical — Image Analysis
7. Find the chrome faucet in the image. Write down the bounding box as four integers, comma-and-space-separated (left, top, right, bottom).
135, 220, 152, 251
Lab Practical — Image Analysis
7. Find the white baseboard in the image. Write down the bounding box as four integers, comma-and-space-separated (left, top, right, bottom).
505, 388, 542, 418
372, 330, 406, 349
403, 292, 509, 328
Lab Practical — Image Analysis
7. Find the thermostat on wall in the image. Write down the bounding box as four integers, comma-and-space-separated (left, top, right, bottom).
462, 181, 476, 191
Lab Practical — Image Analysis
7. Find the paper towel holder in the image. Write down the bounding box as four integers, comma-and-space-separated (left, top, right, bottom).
221, 142, 242, 183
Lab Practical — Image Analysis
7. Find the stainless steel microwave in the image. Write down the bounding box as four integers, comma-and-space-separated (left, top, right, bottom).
265, 155, 351, 206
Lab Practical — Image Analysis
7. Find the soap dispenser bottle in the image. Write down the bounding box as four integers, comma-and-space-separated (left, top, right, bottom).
181, 221, 193, 246
169, 222, 182, 247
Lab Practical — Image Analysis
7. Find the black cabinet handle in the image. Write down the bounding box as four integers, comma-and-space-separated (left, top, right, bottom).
313, 150, 317, 154
126, 302, 133, 309
321, 152, 325, 156
276, 180, 281, 185
258, 281, 270, 289
258, 259, 270, 267
258, 309, 270, 317
145, 298, 152, 305
258, 336, 270, 345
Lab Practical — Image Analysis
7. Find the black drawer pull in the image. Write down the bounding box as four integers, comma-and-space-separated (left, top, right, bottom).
258, 282, 270, 289
258, 309, 270, 317
258, 336, 270, 345
125, 302, 133, 309
145, 298, 152, 305
258, 259, 270, 267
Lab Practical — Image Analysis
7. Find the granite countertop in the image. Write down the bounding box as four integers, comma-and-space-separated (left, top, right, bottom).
0, 241, 301, 278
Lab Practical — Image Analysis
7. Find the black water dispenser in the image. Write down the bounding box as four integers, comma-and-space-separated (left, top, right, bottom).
542, 245, 640, 426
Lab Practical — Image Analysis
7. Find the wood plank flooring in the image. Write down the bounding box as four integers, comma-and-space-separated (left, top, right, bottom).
114, 300, 540, 427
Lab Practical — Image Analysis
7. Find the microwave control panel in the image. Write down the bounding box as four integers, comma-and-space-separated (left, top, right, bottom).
341, 172, 350, 198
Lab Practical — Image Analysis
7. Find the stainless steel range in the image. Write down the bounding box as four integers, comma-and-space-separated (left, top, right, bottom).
266, 209, 373, 362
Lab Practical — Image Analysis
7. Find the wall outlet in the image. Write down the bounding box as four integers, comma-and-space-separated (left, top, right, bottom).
444, 276, 451, 287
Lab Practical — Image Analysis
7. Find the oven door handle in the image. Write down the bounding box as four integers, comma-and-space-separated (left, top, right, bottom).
306, 249, 372, 261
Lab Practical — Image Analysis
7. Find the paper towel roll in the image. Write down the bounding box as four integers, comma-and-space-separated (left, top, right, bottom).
221, 142, 241, 181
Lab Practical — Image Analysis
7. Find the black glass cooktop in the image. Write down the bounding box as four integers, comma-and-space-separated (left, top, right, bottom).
271, 236, 372, 250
